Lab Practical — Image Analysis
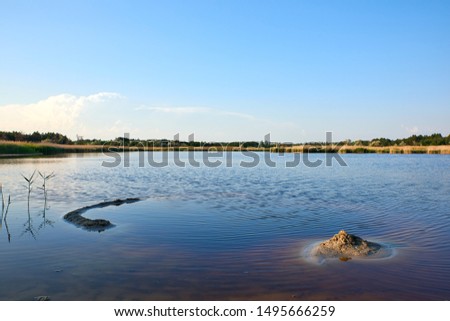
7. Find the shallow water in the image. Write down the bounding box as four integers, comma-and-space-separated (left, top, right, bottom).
0, 152, 449, 300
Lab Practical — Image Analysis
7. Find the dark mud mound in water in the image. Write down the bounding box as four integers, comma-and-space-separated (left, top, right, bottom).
63, 198, 141, 232
314, 230, 381, 258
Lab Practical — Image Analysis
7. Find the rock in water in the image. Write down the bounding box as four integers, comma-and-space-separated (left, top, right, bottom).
315, 230, 381, 257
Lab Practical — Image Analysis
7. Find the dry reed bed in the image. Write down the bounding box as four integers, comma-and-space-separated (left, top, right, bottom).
1, 141, 450, 155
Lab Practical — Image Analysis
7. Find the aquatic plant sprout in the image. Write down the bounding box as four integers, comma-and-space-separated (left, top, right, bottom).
1, 194, 11, 243
4, 195, 11, 220
1, 172, 57, 240
0, 184, 10, 221
22, 170, 36, 206
0, 183, 3, 230
38, 171, 55, 201
5, 194, 10, 215
1, 183, 4, 213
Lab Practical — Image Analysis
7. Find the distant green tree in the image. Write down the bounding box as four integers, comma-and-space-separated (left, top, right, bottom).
29, 131, 42, 142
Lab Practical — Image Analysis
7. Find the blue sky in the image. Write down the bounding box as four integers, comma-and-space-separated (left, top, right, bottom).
1, 0, 449, 142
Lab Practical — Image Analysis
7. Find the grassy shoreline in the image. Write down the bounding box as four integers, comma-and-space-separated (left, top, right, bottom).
1, 140, 450, 157
0, 141, 105, 156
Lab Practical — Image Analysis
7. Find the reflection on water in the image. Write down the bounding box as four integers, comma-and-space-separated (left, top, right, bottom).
21, 212, 37, 240
1, 190, 11, 242
38, 203, 55, 231
0, 153, 449, 300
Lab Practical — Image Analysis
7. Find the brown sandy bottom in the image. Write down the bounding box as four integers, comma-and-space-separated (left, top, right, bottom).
8, 236, 443, 301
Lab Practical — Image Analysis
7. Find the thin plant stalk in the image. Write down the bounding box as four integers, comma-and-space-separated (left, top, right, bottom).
4, 195, 11, 220
2, 196, 11, 242
39, 174, 56, 230
22, 170, 36, 209
38, 171, 55, 207
0, 184, 3, 231
1, 183, 4, 214
5, 218, 11, 243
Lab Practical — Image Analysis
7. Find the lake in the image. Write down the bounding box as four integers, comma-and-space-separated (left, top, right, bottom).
0, 152, 449, 300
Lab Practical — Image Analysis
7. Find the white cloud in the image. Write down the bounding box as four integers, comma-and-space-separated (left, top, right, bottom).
135, 106, 211, 114
0, 92, 122, 138
218, 111, 256, 121
401, 124, 419, 135
0, 95, 303, 142
136, 105, 258, 121
83, 92, 123, 103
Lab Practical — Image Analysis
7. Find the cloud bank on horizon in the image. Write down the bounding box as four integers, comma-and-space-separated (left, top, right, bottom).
0, 93, 124, 139
0, 93, 302, 142
0, 92, 447, 143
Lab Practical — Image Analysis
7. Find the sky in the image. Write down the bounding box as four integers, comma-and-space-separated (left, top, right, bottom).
0, 0, 449, 142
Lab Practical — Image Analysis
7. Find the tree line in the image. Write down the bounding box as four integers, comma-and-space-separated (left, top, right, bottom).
350, 133, 450, 147
0, 131, 72, 144
0, 130, 449, 147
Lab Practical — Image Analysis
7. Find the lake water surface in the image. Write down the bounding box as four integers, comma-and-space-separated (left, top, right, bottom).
0, 153, 449, 300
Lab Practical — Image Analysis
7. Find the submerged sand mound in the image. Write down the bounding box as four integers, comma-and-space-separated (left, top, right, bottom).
314, 230, 381, 258
63, 198, 141, 232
